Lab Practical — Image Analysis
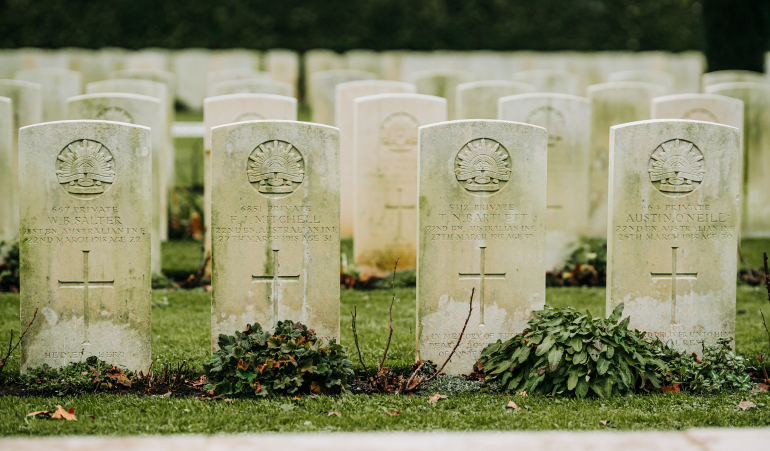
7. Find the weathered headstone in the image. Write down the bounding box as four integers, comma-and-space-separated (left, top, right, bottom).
335, 80, 417, 238
498, 93, 591, 269
15, 68, 82, 122
456, 81, 535, 119
587, 82, 666, 237
265, 50, 299, 90
607, 120, 740, 355
172, 49, 213, 111
205, 69, 271, 97
203, 94, 298, 276
19, 120, 152, 372
512, 70, 580, 95
652, 94, 744, 128
353, 93, 447, 270
702, 70, 768, 89
68, 49, 125, 90
210, 79, 294, 97
608, 70, 675, 94
706, 82, 770, 237
210, 121, 340, 349
308, 69, 376, 125
67, 94, 164, 274
124, 49, 169, 71
0, 97, 12, 242
409, 69, 474, 120
87, 79, 170, 241
417, 120, 547, 374
0, 80, 42, 241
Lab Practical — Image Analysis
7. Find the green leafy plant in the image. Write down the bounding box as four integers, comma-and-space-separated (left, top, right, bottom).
476, 304, 668, 398
661, 337, 754, 393
204, 320, 353, 397
20, 356, 134, 396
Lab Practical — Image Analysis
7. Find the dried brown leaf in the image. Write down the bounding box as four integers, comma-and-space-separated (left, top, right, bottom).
506, 401, 521, 410
51, 405, 77, 421
384, 409, 400, 416
519, 391, 528, 397
328, 411, 341, 417
661, 383, 681, 393
26, 411, 51, 417
752, 383, 769, 393
738, 401, 757, 411
428, 394, 447, 404
600, 420, 610, 426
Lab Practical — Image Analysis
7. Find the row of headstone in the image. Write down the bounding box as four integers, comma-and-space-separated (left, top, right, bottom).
0, 48, 299, 109
17, 117, 740, 375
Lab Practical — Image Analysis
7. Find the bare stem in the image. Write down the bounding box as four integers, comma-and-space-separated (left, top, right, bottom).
378, 258, 398, 372
170, 360, 186, 388
0, 308, 37, 380
764, 252, 770, 303
350, 306, 370, 379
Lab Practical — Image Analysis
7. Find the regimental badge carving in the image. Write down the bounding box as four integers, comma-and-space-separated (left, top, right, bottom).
682, 108, 719, 123
247, 140, 305, 196
380, 113, 419, 153
455, 138, 511, 194
95, 106, 134, 124
648, 139, 705, 197
235, 112, 265, 122
525, 106, 565, 147
56, 139, 116, 199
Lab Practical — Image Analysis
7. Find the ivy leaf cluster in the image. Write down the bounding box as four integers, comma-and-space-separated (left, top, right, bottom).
477, 303, 669, 398
204, 320, 353, 398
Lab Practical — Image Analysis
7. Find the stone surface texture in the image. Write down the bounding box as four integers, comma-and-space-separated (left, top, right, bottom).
587, 82, 666, 237
353, 93, 447, 270
652, 94, 744, 129
607, 120, 740, 355
409, 69, 474, 120
702, 70, 768, 88
456, 81, 535, 120
211, 79, 294, 97
67, 93, 164, 274
607, 70, 675, 94
417, 120, 547, 374
706, 82, 770, 237
210, 121, 340, 350
512, 70, 580, 95
308, 69, 376, 125
498, 93, 591, 269
19, 121, 152, 373
265, 50, 300, 89
203, 94, 298, 274
335, 80, 417, 238
205, 69, 271, 97
0, 97, 12, 242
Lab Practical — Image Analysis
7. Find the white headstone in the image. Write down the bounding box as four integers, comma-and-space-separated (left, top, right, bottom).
210, 121, 340, 349
68, 49, 125, 90
67, 93, 164, 274
308, 69, 377, 125
353, 93, 447, 270
417, 120, 547, 374
86, 79, 170, 241
203, 94, 298, 275
172, 49, 213, 111
512, 70, 580, 95
0, 97, 13, 242
498, 93, 591, 269
124, 49, 169, 71
706, 82, 770, 237
15, 68, 82, 122
607, 120, 740, 355
335, 80, 417, 238
409, 69, 474, 120
205, 69, 271, 97
456, 81, 535, 119
651, 94, 744, 129
20, 120, 152, 372
702, 70, 768, 88
608, 70, 675, 94
210, 79, 294, 97
265, 50, 299, 90
587, 82, 666, 237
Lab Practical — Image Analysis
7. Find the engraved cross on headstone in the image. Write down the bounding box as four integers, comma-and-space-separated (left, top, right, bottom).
57, 250, 115, 345
384, 187, 415, 241
459, 245, 506, 326
651, 246, 698, 325
252, 249, 300, 327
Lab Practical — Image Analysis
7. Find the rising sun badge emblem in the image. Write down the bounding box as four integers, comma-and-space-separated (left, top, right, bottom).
648, 139, 705, 197
56, 139, 116, 199
454, 138, 511, 194
247, 140, 305, 196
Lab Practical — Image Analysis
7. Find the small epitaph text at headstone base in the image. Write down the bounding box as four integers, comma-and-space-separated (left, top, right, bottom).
607, 120, 740, 355
19, 120, 152, 373
417, 120, 547, 374
210, 121, 340, 351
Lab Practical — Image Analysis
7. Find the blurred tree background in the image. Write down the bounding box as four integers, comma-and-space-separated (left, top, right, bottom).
0, 0, 767, 71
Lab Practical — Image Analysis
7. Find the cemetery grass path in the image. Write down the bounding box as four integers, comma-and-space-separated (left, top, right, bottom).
0, 284, 769, 434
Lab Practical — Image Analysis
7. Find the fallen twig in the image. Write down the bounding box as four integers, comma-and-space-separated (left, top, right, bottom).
0, 308, 37, 381
351, 306, 370, 379
378, 258, 398, 372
